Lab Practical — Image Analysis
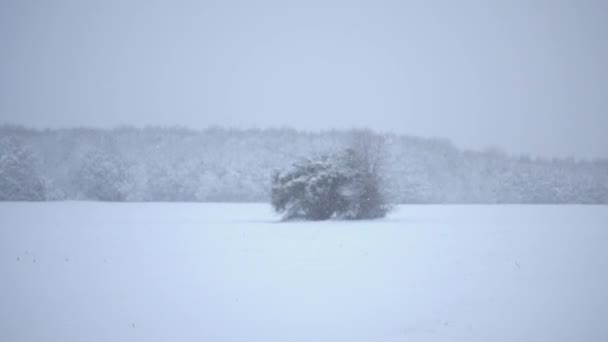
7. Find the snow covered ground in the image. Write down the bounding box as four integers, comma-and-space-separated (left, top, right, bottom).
1, 203, 607, 342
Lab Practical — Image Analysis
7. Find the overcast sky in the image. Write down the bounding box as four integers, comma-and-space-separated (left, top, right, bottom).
0, 0, 606, 158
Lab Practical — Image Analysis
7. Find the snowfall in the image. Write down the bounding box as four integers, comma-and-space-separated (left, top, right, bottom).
1, 203, 607, 342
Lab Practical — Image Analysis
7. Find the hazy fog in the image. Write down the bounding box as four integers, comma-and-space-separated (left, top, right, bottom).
1, 0, 607, 158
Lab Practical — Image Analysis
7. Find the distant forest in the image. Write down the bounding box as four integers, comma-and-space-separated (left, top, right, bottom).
1, 125, 607, 203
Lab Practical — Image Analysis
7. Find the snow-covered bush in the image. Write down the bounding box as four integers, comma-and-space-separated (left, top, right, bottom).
271, 156, 349, 220
271, 132, 391, 220
0, 138, 46, 201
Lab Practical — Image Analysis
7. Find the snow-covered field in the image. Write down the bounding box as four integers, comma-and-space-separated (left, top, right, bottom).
1, 203, 607, 342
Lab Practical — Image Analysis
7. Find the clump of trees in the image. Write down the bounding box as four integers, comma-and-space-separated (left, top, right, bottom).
271, 131, 391, 220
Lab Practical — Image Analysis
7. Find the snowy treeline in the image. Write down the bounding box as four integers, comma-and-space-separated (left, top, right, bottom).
1, 125, 607, 203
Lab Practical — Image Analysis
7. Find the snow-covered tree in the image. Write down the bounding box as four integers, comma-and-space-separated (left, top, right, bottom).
144, 161, 203, 201
74, 150, 130, 201
0, 138, 46, 200
339, 130, 392, 219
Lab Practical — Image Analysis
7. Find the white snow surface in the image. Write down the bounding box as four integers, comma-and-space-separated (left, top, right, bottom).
1, 203, 607, 342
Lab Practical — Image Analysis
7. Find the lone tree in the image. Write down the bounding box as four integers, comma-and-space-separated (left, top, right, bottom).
340, 130, 391, 219
271, 130, 391, 220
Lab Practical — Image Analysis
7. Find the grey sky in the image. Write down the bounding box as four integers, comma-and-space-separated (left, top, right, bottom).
1, 0, 607, 158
